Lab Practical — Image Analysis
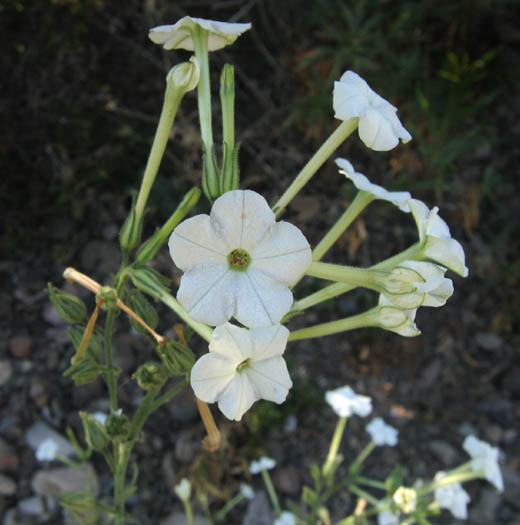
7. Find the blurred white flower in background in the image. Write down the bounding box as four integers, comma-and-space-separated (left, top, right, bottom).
325, 385, 372, 418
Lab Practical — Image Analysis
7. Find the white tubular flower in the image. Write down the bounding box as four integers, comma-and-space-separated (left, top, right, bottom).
382, 261, 454, 309
240, 483, 255, 500
169, 190, 312, 328
149, 16, 251, 51
393, 486, 417, 513
377, 509, 400, 525
325, 385, 372, 418
35, 438, 59, 462
336, 158, 411, 212
333, 71, 411, 151
250, 456, 276, 474
377, 295, 420, 337
274, 511, 297, 525
409, 199, 469, 277
167, 56, 200, 92
174, 478, 191, 502
366, 417, 399, 447
463, 435, 504, 492
191, 323, 292, 421
434, 472, 471, 520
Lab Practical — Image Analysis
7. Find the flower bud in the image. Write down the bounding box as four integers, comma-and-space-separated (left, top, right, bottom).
64, 357, 99, 386
133, 362, 168, 391
128, 266, 171, 300
157, 339, 196, 376
167, 56, 200, 93
393, 486, 417, 513
105, 412, 131, 441
79, 412, 109, 451
126, 290, 158, 335
174, 478, 191, 502
96, 286, 118, 310
119, 205, 142, 251
46, 283, 87, 324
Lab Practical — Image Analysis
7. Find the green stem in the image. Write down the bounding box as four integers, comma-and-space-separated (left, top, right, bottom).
349, 442, 377, 474
103, 309, 119, 412
183, 500, 195, 525
149, 377, 189, 412
193, 26, 213, 151
348, 484, 380, 506
215, 493, 244, 522
273, 118, 358, 217
134, 77, 184, 222
261, 470, 281, 516
306, 261, 388, 289
418, 467, 482, 496
355, 475, 386, 490
323, 416, 347, 477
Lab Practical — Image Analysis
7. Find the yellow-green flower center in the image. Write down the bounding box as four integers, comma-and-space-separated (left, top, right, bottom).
228, 248, 251, 271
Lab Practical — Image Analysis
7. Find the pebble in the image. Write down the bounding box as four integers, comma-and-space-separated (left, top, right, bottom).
469, 487, 501, 523
25, 421, 75, 459
243, 491, 274, 525
42, 302, 67, 326
0, 438, 19, 472
8, 336, 32, 359
480, 399, 513, 427
0, 360, 12, 386
18, 495, 54, 516
428, 440, 459, 467
31, 464, 98, 496
475, 332, 504, 351
503, 466, 520, 509
0, 473, 16, 495
272, 465, 300, 495
174, 430, 199, 464
502, 365, 520, 397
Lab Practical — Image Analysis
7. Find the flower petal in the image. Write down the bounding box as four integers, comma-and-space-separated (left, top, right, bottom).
169, 214, 228, 270
251, 222, 312, 284
247, 356, 292, 404
210, 323, 253, 362
218, 373, 257, 421
191, 353, 236, 403
177, 265, 235, 325
358, 108, 400, 151
250, 324, 290, 360
333, 80, 370, 120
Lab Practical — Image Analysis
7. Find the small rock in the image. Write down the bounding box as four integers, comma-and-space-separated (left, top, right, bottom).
428, 440, 459, 467
18, 495, 55, 516
0, 473, 16, 495
9, 336, 32, 359
0, 438, 19, 472
0, 360, 13, 386
273, 465, 300, 495
469, 487, 501, 523
475, 332, 504, 351
283, 415, 297, 434
160, 512, 209, 525
502, 366, 520, 398
480, 399, 513, 427
25, 421, 75, 459
29, 377, 49, 408
243, 491, 274, 525
42, 302, 67, 326
503, 466, 520, 509
31, 464, 98, 497
174, 430, 199, 464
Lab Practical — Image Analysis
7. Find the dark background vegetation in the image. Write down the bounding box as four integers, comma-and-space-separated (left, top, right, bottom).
1, 0, 519, 523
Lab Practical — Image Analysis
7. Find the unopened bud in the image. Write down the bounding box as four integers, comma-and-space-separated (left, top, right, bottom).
46, 283, 87, 324
119, 205, 142, 251
126, 290, 158, 335
128, 266, 171, 300
64, 357, 99, 386
105, 412, 131, 440
167, 56, 200, 93
133, 362, 168, 391
157, 339, 195, 376
80, 412, 109, 451
96, 286, 118, 310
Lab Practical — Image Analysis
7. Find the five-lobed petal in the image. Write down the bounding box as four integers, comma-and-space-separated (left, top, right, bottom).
149, 16, 251, 51
336, 158, 411, 212
333, 71, 411, 151
325, 385, 372, 418
463, 435, 504, 492
433, 472, 471, 520
366, 417, 399, 447
169, 190, 312, 328
191, 323, 292, 421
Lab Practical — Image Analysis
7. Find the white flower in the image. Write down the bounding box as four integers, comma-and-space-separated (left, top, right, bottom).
240, 483, 255, 500
250, 456, 276, 474
174, 478, 191, 502
463, 435, 504, 491
377, 509, 400, 525
377, 295, 420, 337
366, 417, 399, 447
382, 260, 454, 309
333, 71, 411, 151
191, 323, 292, 421
149, 16, 251, 51
325, 385, 372, 418
336, 158, 411, 212
434, 471, 471, 519
274, 511, 297, 525
169, 190, 312, 328
35, 438, 59, 461
409, 199, 469, 277
393, 486, 417, 513
92, 411, 108, 425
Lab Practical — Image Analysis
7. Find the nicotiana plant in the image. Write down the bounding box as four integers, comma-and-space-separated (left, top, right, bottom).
44, 14, 504, 525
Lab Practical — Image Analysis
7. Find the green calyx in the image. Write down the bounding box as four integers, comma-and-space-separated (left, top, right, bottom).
227, 248, 251, 271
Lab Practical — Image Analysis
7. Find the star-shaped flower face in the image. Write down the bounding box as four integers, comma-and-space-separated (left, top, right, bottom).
463, 435, 504, 491
333, 71, 411, 151
169, 190, 312, 328
336, 158, 411, 211
190, 323, 292, 421
433, 472, 471, 520
325, 385, 372, 418
149, 16, 251, 51
250, 456, 276, 474
409, 199, 469, 277
366, 417, 399, 447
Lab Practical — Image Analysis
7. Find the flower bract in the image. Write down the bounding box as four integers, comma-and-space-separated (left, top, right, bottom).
336, 158, 411, 211
250, 456, 277, 474
366, 417, 398, 446
149, 16, 251, 51
463, 435, 503, 491
434, 471, 470, 519
169, 189, 312, 327
409, 199, 469, 277
333, 71, 411, 151
325, 385, 372, 418
191, 323, 292, 421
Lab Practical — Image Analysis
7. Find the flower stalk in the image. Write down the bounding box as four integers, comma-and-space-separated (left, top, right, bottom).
195, 398, 221, 452
323, 416, 348, 478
